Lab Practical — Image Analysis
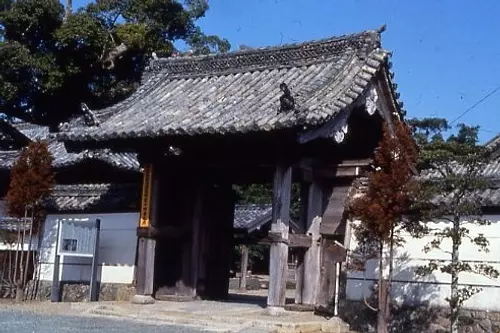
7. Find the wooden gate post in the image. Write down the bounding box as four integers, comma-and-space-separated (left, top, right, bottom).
240, 245, 249, 290
302, 180, 323, 305
267, 164, 292, 310
132, 164, 158, 304
294, 182, 309, 304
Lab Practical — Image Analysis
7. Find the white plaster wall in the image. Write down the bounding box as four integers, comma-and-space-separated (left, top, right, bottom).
346, 216, 500, 311
39, 212, 139, 285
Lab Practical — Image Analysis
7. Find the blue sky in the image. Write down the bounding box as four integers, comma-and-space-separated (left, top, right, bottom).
73, 0, 500, 142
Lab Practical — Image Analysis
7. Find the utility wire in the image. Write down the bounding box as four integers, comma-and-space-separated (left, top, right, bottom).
449, 84, 500, 125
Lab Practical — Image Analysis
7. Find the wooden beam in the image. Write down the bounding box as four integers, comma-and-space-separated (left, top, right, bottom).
320, 184, 352, 235
299, 159, 371, 178
267, 164, 292, 308
256, 234, 312, 247
240, 245, 249, 290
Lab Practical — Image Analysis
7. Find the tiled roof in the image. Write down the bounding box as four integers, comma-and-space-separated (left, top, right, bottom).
486, 135, 500, 158
233, 204, 273, 232
0, 150, 20, 171
46, 183, 140, 213
58, 28, 397, 142
233, 204, 300, 232
0, 122, 140, 171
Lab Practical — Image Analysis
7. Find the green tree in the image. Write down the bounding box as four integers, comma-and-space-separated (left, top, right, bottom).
349, 120, 418, 333
0, 0, 229, 125
408, 118, 499, 333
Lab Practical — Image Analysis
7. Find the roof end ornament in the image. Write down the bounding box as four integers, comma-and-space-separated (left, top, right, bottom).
81, 102, 100, 127
277, 82, 297, 114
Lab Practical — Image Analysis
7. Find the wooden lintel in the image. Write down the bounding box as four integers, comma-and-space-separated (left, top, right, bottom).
235, 233, 312, 248
258, 234, 312, 248
137, 226, 191, 239
299, 161, 370, 179
316, 167, 360, 178
290, 234, 314, 247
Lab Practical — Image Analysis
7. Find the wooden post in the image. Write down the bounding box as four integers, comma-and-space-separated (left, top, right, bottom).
190, 185, 204, 298
135, 237, 156, 296
267, 164, 292, 309
132, 164, 157, 304
334, 261, 341, 316
295, 182, 309, 304
302, 180, 323, 306
317, 240, 347, 313
50, 220, 61, 303
240, 245, 249, 290
89, 219, 101, 302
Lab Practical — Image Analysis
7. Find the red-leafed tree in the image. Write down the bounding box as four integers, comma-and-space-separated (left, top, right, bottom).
4, 140, 54, 301
349, 120, 418, 333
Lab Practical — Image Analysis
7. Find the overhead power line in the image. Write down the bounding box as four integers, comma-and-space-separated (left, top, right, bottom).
450, 84, 500, 125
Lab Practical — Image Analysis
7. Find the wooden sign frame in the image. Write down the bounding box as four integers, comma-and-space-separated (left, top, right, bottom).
139, 164, 153, 228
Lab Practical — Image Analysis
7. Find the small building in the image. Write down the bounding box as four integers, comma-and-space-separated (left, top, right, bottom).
0, 120, 142, 299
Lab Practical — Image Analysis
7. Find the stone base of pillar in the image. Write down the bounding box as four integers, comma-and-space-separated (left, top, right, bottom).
266, 306, 287, 316
131, 294, 155, 305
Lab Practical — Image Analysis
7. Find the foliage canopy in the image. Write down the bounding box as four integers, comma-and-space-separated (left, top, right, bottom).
0, 0, 230, 125
408, 117, 498, 333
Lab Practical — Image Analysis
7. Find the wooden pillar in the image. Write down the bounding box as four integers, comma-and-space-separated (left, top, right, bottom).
202, 182, 234, 300
189, 185, 204, 298
132, 164, 158, 304
176, 183, 199, 297
317, 240, 347, 312
267, 164, 292, 309
316, 184, 351, 311
302, 180, 323, 306
294, 182, 309, 304
240, 245, 249, 290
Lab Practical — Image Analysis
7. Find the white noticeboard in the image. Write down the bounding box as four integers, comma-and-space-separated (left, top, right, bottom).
56, 219, 98, 257
52, 218, 101, 302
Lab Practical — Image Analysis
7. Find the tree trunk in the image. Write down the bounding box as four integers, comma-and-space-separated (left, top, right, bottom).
387, 226, 395, 326
450, 216, 460, 333
7, 248, 13, 296
64, 0, 72, 20
22, 216, 34, 301
16, 225, 27, 302
377, 241, 389, 333
13, 226, 21, 300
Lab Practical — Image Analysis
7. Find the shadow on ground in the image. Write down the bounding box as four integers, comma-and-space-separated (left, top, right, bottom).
225, 292, 295, 308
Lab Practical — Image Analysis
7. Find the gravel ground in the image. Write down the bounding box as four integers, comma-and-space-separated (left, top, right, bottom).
0, 309, 210, 333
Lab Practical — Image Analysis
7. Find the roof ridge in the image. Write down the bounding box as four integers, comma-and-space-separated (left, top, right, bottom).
485, 134, 500, 148
235, 203, 272, 208
145, 29, 381, 78
158, 29, 379, 62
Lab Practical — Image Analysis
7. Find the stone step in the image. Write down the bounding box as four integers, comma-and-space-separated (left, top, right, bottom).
87, 307, 351, 333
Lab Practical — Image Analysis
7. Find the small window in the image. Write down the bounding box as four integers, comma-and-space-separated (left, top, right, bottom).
62, 239, 77, 252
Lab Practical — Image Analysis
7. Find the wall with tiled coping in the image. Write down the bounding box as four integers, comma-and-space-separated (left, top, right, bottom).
341, 299, 500, 333
39, 213, 139, 285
